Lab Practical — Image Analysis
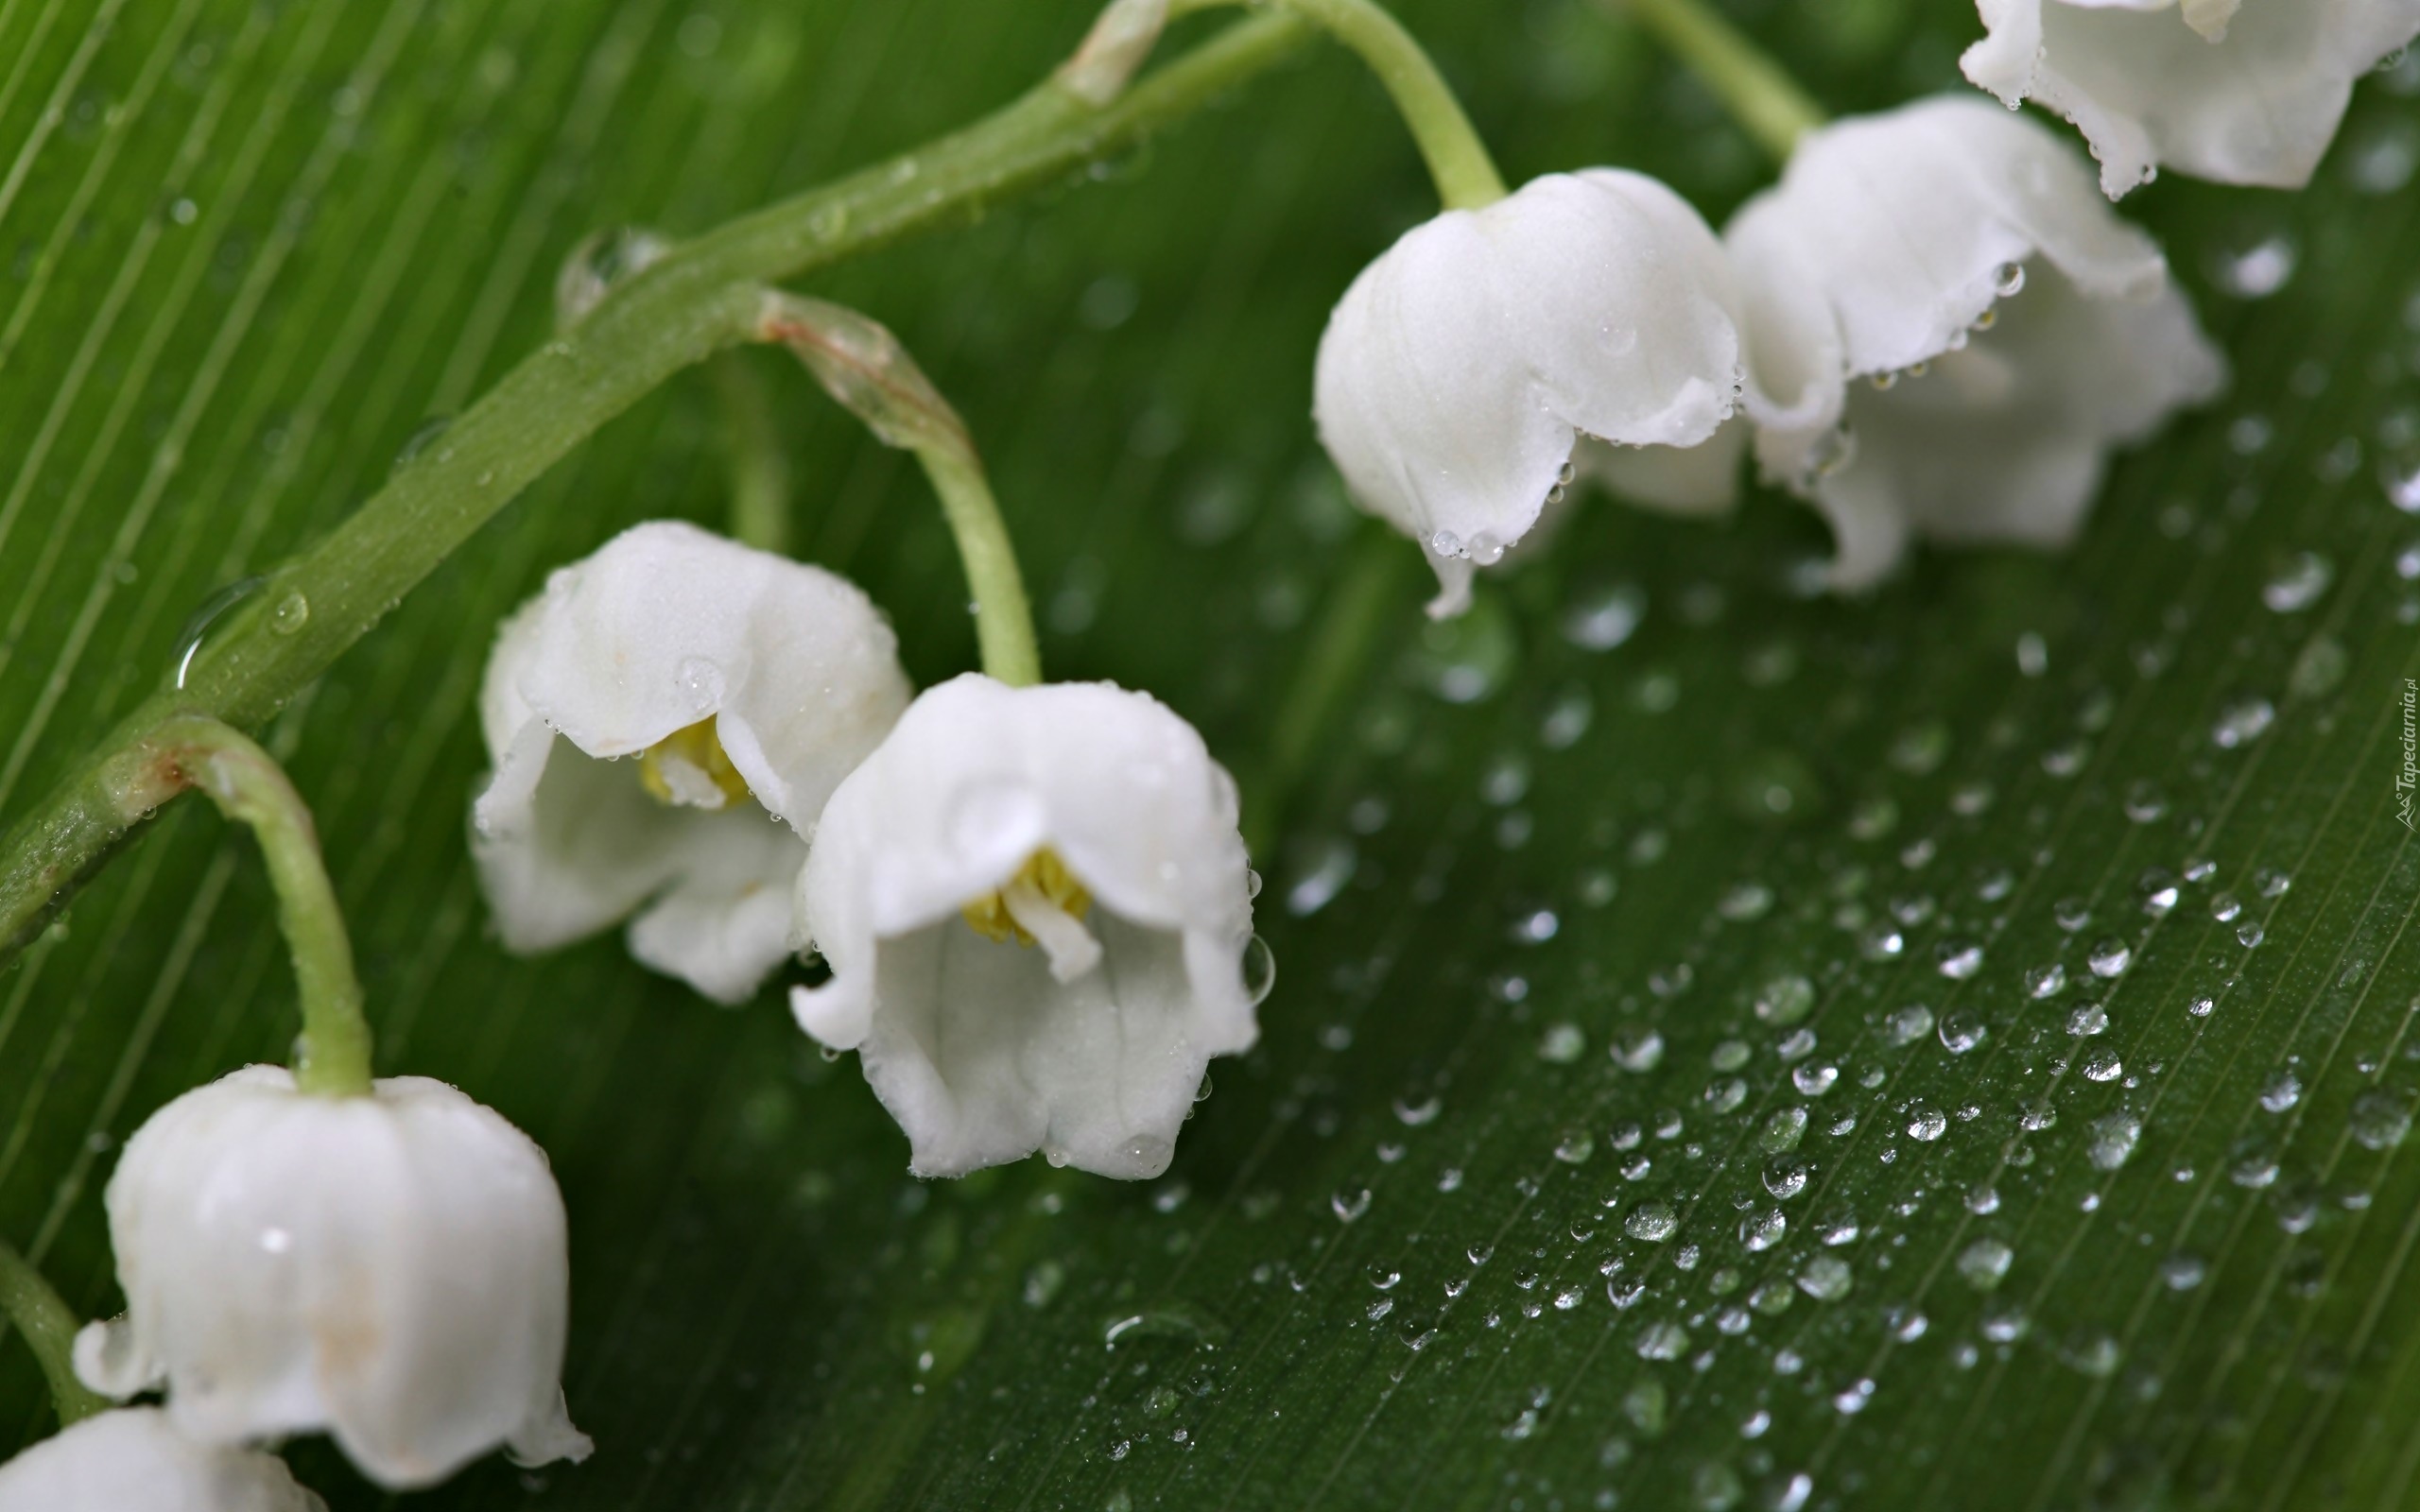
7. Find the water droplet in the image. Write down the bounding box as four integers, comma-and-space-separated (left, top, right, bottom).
2262, 551, 2335, 613
1331, 1189, 1372, 1224
390, 414, 454, 472
1994, 260, 2028, 297
1554, 1129, 1596, 1164
1938, 1012, 1987, 1055
2088, 1111, 2141, 1170
268, 591, 309, 636
2081, 1046, 2124, 1082
1754, 973, 1816, 1026
2068, 1003, 2109, 1036
1740, 1210, 1787, 1251
1625, 1202, 1679, 1242
1635, 1320, 1690, 1360
1959, 1239, 2014, 1291
2212, 696, 2275, 748
2027, 964, 2067, 999
1797, 1254, 1852, 1301
1536, 1022, 1585, 1064
556, 224, 671, 328
1907, 1104, 1948, 1142
1792, 1063, 1839, 1096
2087, 938, 2133, 978
1761, 1107, 1808, 1154
1763, 1156, 1808, 1200
170, 576, 268, 688
2352, 1091, 2411, 1149
2260, 1071, 2303, 1113
1240, 935, 1276, 1006
1885, 1004, 1935, 1046
2207, 230, 2298, 299
1610, 1028, 1664, 1072
1936, 940, 1984, 980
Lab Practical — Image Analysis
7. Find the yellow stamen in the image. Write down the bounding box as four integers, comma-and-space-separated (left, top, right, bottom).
637, 717, 752, 809
962, 849, 1092, 946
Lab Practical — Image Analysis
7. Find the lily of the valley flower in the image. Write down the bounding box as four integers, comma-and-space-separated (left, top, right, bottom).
75, 1067, 591, 1491
790, 675, 1260, 1179
0, 1408, 324, 1512
1724, 96, 2225, 589
474, 520, 911, 1003
1962, 0, 2420, 197
1313, 170, 1744, 617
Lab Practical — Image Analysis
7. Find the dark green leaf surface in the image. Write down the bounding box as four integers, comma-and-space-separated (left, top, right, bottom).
4, 1, 2419, 1508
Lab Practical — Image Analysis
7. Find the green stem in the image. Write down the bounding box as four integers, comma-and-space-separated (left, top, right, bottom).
151, 716, 373, 1098
1615, 0, 1824, 163
1170, 0, 1506, 209
710, 352, 794, 556
1241, 523, 1418, 856
916, 446, 1042, 689
0, 1238, 108, 1427
0, 12, 1316, 971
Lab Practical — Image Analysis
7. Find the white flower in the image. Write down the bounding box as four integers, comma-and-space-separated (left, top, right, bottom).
1312, 170, 1744, 617
0, 1409, 324, 1512
74, 1067, 592, 1491
1962, 0, 2420, 197
474, 520, 912, 1003
1725, 97, 2225, 589
789, 675, 1259, 1179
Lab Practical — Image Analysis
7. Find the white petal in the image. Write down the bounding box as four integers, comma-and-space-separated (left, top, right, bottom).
472, 521, 907, 1000
1727, 97, 2164, 383
1313, 171, 1742, 614
790, 676, 1255, 1179
1722, 96, 2221, 587
1963, 0, 2420, 196
87, 1068, 588, 1491
0, 1408, 325, 1512
1812, 266, 2225, 589
624, 809, 806, 1005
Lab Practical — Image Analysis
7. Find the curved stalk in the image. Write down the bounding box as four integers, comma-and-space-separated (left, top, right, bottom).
916, 447, 1042, 688
151, 716, 373, 1097
0, 1238, 108, 1427
1614, 0, 1824, 163
710, 352, 796, 556
1170, 0, 1506, 208
0, 12, 1314, 970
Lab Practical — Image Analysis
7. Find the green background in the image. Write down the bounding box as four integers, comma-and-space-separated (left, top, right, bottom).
3, 0, 2419, 1506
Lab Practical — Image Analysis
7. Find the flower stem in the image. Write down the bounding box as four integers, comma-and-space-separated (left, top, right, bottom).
710, 352, 795, 557
0, 12, 1315, 971
761, 292, 1044, 688
1613, 0, 1824, 163
916, 446, 1043, 688
1169, 0, 1506, 209
0, 1238, 108, 1427
150, 716, 374, 1098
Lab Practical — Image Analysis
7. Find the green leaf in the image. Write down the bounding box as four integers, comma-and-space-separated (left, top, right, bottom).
4, 1, 2419, 1508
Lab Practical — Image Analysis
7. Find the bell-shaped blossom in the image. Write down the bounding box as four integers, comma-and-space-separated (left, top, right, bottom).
474, 520, 912, 1003
790, 675, 1259, 1179
1962, 0, 2420, 197
74, 1067, 592, 1491
0, 1409, 324, 1512
1725, 97, 2224, 589
1313, 170, 1744, 617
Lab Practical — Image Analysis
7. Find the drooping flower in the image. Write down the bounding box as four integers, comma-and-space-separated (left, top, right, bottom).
1313, 170, 1744, 617
789, 675, 1260, 1179
1723, 96, 2225, 589
473, 520, 912, 1003
0, 1408, 324, 1512
1962, 0, 2420, 198
75, 1067, 592, 1491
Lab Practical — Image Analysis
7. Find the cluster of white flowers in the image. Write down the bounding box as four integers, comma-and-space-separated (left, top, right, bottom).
471, 524, 1268, 1183
1320, 0, 2419, 607
9, 7, 2409, 1504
